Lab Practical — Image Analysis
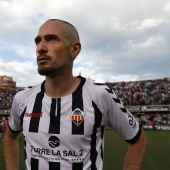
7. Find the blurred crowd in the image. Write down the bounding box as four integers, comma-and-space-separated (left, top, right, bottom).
0, 89, 19, 110
134, 113, 170, 126
0, 88, 19, 139
107, 77, 170, 106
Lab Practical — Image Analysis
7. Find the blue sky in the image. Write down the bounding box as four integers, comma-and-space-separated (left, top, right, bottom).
0, 0, 170, 87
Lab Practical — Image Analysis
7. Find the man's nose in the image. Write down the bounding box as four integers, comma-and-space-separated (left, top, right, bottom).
36, 40, 48, 54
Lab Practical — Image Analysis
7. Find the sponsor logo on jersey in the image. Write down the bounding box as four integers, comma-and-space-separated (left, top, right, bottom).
48, 136, 60, 148
30, 145, 84, 161
30, 136, 84, 161
71, 108, 84, 126
25, 112, 42, 117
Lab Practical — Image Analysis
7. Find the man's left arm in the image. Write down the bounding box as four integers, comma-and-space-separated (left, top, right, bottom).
123, 129, 148, 170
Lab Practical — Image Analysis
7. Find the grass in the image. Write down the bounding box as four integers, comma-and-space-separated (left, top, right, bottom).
103, 130, 170, 170
0, 130, 170, 170
0, 133, 25, 170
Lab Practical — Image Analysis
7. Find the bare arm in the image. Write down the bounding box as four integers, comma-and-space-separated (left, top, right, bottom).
124, 130, 148, 170
3, 126, 20, 170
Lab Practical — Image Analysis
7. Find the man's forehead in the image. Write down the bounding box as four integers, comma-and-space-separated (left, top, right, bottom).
40, 20, 65, 30
37, 20, 65, 36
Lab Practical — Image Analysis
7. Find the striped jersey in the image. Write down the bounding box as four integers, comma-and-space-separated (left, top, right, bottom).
9, 76, 141, 170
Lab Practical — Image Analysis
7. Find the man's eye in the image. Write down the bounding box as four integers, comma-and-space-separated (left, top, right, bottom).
35, 39, 41, 45
48, 37, 56, 41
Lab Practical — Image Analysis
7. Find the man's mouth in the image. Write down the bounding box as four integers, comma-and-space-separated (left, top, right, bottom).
37, 57, 50, 65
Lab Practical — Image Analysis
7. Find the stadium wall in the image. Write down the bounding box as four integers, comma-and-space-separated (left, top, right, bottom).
126, 105, 170, 113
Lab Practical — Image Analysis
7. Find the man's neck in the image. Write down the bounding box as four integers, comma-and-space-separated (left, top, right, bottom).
44, 75, 81, 98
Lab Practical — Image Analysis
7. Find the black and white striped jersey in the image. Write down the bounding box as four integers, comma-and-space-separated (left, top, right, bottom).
9, 76, 141, 170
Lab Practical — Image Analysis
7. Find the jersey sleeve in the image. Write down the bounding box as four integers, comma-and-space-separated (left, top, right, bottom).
99, 86, 141, 143
8, 92, 23, 133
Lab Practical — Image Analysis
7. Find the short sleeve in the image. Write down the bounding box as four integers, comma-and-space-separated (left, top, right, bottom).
8, 93, 23, 133
100, 87, 141, 143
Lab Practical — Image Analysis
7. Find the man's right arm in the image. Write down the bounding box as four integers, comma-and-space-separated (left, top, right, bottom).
3, 126, 20, 170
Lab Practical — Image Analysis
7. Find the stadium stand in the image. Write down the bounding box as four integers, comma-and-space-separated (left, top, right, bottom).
0, 89, 18, 110
106, 77, 170, 106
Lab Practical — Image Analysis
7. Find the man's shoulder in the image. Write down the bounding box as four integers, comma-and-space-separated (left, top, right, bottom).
14, 83, 42, 100
85, 78, 108, 92
84, 78, 111, 101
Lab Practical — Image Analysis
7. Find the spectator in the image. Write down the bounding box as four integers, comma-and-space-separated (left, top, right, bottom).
0, 117, 8, 141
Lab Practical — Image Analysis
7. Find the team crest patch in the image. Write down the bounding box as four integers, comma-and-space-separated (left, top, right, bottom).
71, 108, 84, 126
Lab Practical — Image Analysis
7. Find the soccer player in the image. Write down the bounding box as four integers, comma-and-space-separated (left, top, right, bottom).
3, 19, 148, 170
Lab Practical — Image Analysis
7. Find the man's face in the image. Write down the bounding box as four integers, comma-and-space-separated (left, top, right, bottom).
35, 20, 73, 77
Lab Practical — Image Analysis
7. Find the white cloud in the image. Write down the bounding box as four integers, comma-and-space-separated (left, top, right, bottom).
136, 18, 167, 30
131, 36, 165, 48
164, 1, 170, 12
15, 46, 35, 59
0, 59, 44, 87
0, 0, 169, 87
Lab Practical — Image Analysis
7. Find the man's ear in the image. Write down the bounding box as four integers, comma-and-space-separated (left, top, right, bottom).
70, 42, 81, 59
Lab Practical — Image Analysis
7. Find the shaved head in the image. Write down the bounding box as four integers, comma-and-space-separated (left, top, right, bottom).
45, 19, 80, 43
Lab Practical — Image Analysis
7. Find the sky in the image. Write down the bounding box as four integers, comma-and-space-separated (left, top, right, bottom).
0, 0, 170, 87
